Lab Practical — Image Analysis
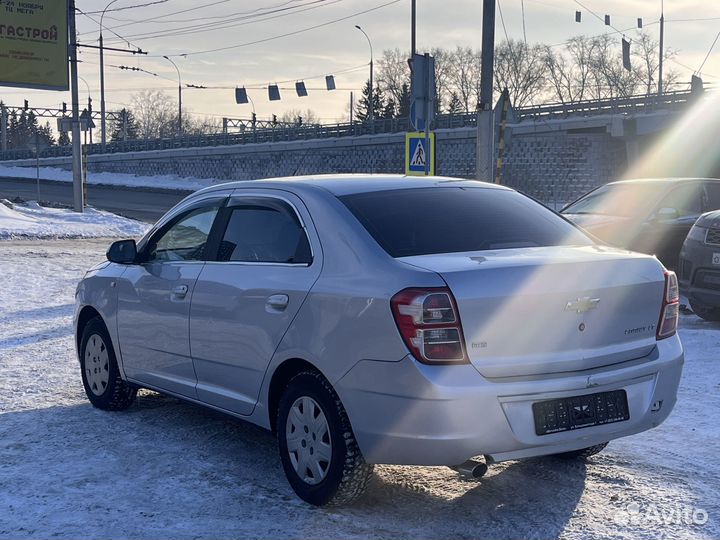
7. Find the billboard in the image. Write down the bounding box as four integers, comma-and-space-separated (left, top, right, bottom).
0, 0, 69, 91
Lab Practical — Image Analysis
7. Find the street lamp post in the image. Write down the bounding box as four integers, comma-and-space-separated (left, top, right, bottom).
163, 55, 183, 135
355, 25, 374, 122
99, 0, 119, 152
78, 76, 92, 144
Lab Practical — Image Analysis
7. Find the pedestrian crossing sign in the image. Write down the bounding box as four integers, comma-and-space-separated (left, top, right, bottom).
405, 132, 435, 176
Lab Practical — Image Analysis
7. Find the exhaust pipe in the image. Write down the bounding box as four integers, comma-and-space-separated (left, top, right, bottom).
450, 459, 488, 480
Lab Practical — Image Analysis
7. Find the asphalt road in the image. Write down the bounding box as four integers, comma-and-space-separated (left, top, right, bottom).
0, 177, 191, 222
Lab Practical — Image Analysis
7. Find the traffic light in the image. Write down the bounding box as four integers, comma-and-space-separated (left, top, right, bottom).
235, 87, 248, 104
24, 100, 28, 110
88, 97, 92, 113
272, 114, 277, 125
268, 84, 280, 101
251, 112, 256, 125
62, 102, 67, 113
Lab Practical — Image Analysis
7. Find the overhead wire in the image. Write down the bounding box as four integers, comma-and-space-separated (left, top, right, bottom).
153, 0, 402, 58
105, 0, 345, 43
696, 30, 720, 75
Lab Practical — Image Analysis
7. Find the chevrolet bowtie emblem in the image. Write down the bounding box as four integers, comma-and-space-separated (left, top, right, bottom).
565, 297, 600, 314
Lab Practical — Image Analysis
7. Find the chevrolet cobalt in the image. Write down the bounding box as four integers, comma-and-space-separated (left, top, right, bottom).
75, 175, 683, 506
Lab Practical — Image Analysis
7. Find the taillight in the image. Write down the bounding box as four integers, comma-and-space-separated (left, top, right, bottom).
657, 271, 679, 340
390, 288, 468, 364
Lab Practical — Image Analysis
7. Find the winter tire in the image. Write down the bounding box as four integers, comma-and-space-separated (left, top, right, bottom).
277, 370, 373, 506
80, 317, 137, 410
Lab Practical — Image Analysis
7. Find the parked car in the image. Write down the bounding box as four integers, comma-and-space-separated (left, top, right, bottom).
679, 209, 720, 321
75, 175, 683, 506
562, 178, 720, 269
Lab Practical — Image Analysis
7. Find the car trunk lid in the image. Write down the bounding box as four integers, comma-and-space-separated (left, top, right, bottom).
399, 245, 665, 378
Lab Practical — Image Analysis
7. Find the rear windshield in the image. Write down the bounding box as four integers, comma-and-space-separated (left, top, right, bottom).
339, 187, 592, 258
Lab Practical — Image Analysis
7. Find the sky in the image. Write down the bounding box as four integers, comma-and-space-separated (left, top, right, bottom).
1, 0, 720, 127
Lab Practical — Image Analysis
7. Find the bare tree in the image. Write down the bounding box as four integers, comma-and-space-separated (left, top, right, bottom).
494, 39, 546, 107
590, 34, 638, 99
632, 31, 679, 94
131, 90, 177, 139
279, 108, 320, 125
446, 46, 481, 113
377, 48, 410, 106
543, 36, 600, 103
430, 46, 451, 112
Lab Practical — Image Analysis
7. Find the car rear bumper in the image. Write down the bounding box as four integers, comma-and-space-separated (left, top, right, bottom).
336, 336, 683, 466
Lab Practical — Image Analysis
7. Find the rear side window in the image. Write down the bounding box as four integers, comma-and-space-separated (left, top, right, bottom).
340, 187, 591, 257
218, 204, 311, 264
704, 182, 720, 211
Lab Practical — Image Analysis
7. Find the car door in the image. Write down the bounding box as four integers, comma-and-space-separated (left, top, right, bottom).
189, 192, 321, 415
635, 182, 703, 268
116, 195, 225, 398
703, 181, 720, 213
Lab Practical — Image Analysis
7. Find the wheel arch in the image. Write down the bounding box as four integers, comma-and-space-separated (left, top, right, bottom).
76, 305, 103, 352
267, 357, 326, 434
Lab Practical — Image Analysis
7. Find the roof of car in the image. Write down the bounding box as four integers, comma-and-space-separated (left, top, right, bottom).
197, 174, 511, 197
609, 177, 720, 186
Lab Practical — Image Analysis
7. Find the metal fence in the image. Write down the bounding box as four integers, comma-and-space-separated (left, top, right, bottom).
0, 90, 697, 162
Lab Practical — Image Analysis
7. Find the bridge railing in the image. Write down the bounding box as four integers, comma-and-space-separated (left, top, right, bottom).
0, 90, 697, 162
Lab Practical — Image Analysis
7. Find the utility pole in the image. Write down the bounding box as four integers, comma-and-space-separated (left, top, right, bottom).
411, 0, 416, 57
69, 0, 84, 211
476, 0, 496, 180
658, 0, 664, 96
0, 104, 7, 152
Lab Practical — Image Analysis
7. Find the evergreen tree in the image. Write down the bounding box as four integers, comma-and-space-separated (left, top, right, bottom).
382, 98, 396, 119
397, 82, 412, 118
58, 130, 71, 147
447, 91, 463, 115
356, 79, 385, 121
110, 108, 140, 141
37, 122, 55, 147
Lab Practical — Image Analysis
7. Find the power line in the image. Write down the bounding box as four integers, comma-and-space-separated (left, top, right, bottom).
696, 30, 720, 75
105, 0, 344, 43
79, 0, 230, 36
151, 0, 402, 58
80, 0, 170, 16
497, 0, 510, 43
520, 0, 527, 45
76, 9, 146, 52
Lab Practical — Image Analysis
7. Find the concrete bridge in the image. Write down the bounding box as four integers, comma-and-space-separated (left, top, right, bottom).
0, 90, 706, 205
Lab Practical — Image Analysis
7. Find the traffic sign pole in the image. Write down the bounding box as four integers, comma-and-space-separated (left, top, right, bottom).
68, 0, 84, 212
423, 52, 431, 176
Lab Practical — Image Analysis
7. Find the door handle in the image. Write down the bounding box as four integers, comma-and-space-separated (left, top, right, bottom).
172, 284, 189, 299
266, 294, 289, 311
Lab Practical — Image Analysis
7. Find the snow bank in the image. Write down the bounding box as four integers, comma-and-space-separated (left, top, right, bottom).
0, 164, 220, 191
0, 201, 148, 239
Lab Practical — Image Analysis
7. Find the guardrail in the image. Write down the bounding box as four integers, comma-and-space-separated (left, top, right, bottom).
0, 90, 697, 162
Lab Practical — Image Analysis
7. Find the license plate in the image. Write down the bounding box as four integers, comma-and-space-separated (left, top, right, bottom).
532, 390, 629, 436
712, 253, 720, 265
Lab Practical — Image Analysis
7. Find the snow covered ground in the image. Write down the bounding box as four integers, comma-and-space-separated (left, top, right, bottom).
0, 164, 221, 191
0, 238, 718, 539
0, 201, 148, 240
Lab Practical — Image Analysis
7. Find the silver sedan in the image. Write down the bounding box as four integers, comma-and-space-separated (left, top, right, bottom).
74, 175, 684, 506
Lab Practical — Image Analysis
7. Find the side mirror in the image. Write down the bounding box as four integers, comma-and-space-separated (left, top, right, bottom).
107, 239, 137, 264
655, 207, 679, 221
